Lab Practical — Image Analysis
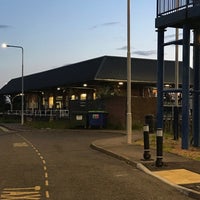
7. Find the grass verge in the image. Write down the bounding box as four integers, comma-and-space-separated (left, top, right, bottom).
135, 132, 200, 161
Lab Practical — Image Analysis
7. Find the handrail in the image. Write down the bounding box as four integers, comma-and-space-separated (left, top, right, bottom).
6, 109, 69, 118
157, 0, 194, 17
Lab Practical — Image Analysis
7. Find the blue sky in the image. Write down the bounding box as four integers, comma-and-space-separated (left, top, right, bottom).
0, 0, 176, 88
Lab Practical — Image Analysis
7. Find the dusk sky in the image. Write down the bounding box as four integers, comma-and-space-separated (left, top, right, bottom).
0, 0, 178, 88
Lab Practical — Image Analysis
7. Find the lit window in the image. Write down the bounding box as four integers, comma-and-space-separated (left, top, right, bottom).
71, 95, 76, 100
49, 96, 54, 108
153, 89, 157, 97
93, 92, 96, 100
80, 93, 87, 100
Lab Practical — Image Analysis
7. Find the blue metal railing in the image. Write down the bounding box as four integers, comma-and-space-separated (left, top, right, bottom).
157, 0, 195, 17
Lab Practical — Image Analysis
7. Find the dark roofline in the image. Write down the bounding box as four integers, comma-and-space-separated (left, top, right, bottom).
0, 55, 193, 95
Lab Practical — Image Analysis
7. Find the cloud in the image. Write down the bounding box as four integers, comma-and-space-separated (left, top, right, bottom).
0, 25, 11, 29
116, 46, 127, 50
90, 21, 120, 30
133, 50, 157, 56
165, 32, 182, 39
101, 22, 120, 26
117, 45, 156, 56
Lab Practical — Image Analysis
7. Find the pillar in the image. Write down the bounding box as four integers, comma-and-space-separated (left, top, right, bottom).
182, 24, 190, 149
156, 28, 165, 129
193, 28, 200, 147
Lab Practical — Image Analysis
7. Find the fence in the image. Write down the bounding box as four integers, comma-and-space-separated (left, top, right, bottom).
157, 0, 194, 17
7, 109, 69, 118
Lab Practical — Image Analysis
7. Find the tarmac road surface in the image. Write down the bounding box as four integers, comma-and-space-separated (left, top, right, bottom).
0, 128, 194, 200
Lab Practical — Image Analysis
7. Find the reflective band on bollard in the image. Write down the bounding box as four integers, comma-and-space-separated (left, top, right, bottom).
143, 124, 149, 132
143, 125, 151, 160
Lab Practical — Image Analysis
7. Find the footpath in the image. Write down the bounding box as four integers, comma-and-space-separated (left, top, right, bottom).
1, 123, 200, 199
91, 132, 200, 200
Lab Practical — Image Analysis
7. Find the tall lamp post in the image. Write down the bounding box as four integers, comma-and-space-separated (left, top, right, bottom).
127, 0, 132, 144
2, 43, 24, 125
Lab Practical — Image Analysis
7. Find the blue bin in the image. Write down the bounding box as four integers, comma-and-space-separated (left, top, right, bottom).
88, 111, 108, 128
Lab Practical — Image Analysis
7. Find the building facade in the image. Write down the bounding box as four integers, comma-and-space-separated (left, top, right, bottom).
0, 55, 193, 127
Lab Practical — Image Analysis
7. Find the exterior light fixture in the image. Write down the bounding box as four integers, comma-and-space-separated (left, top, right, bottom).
2, 43, 7, 48
1, 43, 24, 125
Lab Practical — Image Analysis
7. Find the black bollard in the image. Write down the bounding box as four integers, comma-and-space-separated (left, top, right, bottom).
143, 125, 151, 160
156, 128, 163, 167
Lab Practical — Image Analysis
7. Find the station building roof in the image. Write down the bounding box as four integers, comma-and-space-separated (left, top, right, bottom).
0, 55, 192, 95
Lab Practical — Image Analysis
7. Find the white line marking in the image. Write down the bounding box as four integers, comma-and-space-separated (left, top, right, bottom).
115, 174, 128, 177
13, 142, 28, 147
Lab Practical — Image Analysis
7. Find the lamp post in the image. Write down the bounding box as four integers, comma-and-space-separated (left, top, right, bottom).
127, 0, 132, 144
2, 43, 24, 125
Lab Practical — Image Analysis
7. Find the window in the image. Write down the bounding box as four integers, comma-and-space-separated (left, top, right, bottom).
71, 95, 76, 100
80, 93, 87, 100
49, 96, 54, 108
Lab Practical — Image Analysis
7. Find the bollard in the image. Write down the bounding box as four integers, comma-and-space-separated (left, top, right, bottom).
143, 125, 151, 160
156, 128, 163, 167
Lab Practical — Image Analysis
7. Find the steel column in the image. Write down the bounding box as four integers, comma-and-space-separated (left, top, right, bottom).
182, 24, 190, 149
156, 28, 165, 129
193, 28, 200, 147
156, 28, 165, 167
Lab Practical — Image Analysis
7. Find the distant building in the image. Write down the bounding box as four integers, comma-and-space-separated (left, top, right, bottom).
0, 55, 193, 128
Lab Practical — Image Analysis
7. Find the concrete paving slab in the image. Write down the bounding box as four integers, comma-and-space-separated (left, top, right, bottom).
153, 169, 200, 185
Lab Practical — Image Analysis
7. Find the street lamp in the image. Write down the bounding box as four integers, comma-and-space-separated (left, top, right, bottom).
2, 43, 24, 125
127, 0, 132, 144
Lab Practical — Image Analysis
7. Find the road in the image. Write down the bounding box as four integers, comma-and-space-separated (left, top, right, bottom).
0, 128, 194, 200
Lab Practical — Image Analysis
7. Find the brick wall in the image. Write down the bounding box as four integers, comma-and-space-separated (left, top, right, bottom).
104, 96, 157, 128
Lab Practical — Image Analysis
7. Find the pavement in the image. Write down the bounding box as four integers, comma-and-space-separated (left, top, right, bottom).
90, 131, 200, 200
1, 123, 200, 199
